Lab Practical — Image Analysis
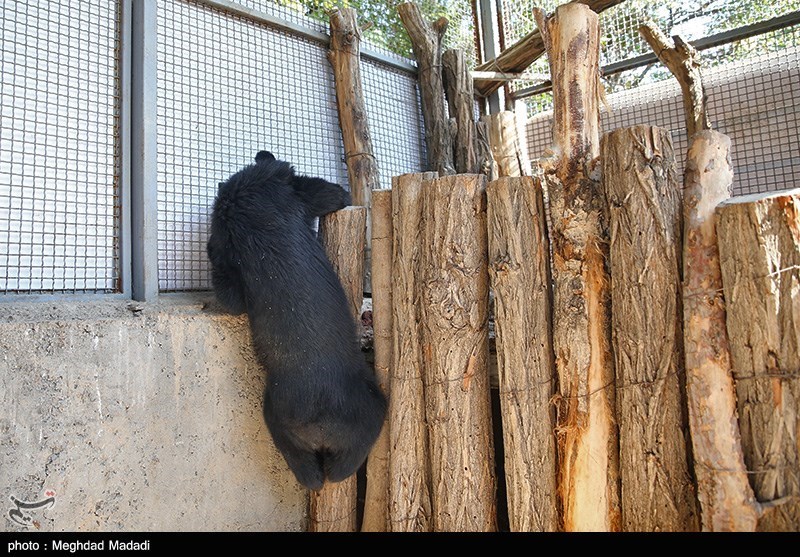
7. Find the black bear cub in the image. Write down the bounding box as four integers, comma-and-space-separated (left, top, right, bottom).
207, 151, 387, 491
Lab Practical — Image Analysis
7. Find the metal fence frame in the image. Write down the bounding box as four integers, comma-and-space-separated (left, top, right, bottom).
0, 0, 421, 302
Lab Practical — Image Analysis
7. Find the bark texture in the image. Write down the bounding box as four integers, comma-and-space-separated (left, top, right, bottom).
534, 3, 620, 532
388, 172, 437, 532
487, 176, 558, 532
328, 8, 378, 289
442, 49, 478, 174
682, 130, 760, 531
602, 125, 700, 531
483, 111, 525, 179
717, 188, 800, 532
420, 174, 496, 531
310, 206, 368, 532
398, 3, 455, 176
362, 189, 393, 531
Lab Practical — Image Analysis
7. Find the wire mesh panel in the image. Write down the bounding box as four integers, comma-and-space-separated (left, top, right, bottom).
362, 59, 426, 189
503, 0, 800, 112
0, 0, 121, 294
238, 0, 477, 62
524, 45, 800, 197
156, 0, 426, 291
156, 0, 347, 291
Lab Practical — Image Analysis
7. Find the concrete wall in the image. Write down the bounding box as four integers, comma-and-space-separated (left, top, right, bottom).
0, 296, 307, 532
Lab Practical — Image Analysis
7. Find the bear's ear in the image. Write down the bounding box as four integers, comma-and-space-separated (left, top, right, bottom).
255, 151, 276, 163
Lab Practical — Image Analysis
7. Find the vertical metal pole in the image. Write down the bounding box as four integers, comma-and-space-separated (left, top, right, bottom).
118, 0, 132, 297
478, 0, 502, 114
130, 0, 159, 301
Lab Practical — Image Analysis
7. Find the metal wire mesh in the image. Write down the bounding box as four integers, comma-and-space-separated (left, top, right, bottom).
237, 1, 476, 65
524, 44, 800, 197
503, 0, 800, 106
156, 0, 425, 291
362, 59, 427, 189
0, 0, 121, 294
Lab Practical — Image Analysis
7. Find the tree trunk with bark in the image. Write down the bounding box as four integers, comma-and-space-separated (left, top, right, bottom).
398, 3, 455, 176
328, 7, 379, 290
420, 173, 496, 531
483, 111, 525, 179
487, 175, 558, 532
388, 172, 437, 532
362, 189, 393, 531
602, 125, 700, 531
534, 3, 620, 532
639, 23, 710, 138
442, 49, 478, 174
681, 130, 760, 531
716, 188, 800, 532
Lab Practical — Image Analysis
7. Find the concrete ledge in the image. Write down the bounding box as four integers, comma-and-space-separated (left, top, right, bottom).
0, 296, 307, 531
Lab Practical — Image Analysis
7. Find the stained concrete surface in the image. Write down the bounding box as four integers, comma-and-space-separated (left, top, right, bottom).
0, 295, 307, 531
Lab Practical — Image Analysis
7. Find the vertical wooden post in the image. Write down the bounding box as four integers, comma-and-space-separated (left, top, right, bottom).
309, 206, 367, 532
483, 111, 525, 179
420, 174, 496, 532
388, 172, 437, 532
487, 176, 558, 532
328, 7, 379, 290
362, 190, 393, 532
398, 2, 455, 176
682, 130, 760, 531
534, 3, 620, 532
717, 188, 800, 532
602, 125, 700, 531
640, 19, 759, 532
472, 0, 625, 98
442, 48, 479, 174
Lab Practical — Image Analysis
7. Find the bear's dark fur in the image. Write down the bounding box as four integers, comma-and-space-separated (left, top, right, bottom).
207, 152, 387, 491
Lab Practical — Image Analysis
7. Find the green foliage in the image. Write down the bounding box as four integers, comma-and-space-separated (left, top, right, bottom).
275, 0, 472, 60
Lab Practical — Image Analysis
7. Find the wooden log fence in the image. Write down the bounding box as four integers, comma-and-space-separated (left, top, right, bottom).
305, 1, 798, 534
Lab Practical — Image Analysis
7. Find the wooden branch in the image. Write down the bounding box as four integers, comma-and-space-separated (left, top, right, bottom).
535, 3, 620, 532
388, 172, 437, 532
398, 2, 455, 176
682, 130, 760, 531
474, 0, 625, 98
487, 176, 558, 532
310, 206, 368, 532
421, 174, 496, 532
362, 189, 393, 532
328, 8, 378, 291
639, 23, 711, 137
442, 49, 478, 174
717, 188, 800, 532
602, 125, 700, 532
